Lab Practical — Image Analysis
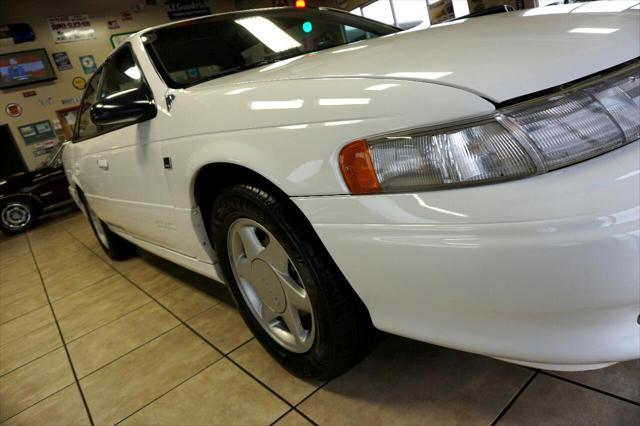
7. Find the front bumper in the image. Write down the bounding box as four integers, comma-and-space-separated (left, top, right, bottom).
293, 142, 640, 370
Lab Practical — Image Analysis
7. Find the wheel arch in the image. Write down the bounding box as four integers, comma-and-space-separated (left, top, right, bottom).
0, 193, 42, 211
192, 162, 289, 236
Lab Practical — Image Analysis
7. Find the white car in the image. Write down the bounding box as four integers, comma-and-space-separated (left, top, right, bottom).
63, 5, 640, 379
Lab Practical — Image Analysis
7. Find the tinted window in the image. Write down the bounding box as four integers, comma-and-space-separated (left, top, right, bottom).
99, 44, 146, 100
144, 9, 396, 88
75, 69, 102, 141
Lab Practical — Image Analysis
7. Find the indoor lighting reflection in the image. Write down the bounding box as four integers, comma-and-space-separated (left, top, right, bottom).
260, 55, 302, 72
573, 1, 634, 13
431, 19, 466, 28
332, 45, 367, 54
523, 4, 581, 16
413, 195, 468, 218
235, 17, 301, 52
365, 83, 399, 91
225, 87, 255, 95
386, 71, 452, 80
324, 120, 362, 126
124, 66, 141, 80
318, 98, 370, 106
569, 27, 619, 34
250, 99, 304, 110
279, 124, 308, 129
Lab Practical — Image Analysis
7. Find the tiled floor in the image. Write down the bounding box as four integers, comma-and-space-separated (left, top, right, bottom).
1, 209, 638, 425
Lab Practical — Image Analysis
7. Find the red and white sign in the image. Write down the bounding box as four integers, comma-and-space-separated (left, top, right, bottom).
5, 103, 23, 117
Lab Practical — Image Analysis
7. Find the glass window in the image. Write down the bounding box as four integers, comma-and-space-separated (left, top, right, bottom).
350, 8, 363, 16
362, 0, 395, 25
99, 44, 146, 100
143, 9, 396, 88
392, 0, 429, 29
75, 69, 102, 141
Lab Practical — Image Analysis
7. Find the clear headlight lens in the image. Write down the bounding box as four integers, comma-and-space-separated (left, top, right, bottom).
340, 64, 640, 194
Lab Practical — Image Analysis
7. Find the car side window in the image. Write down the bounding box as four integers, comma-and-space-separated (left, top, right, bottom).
75, 69, 102, 141
99, 44, 148, 103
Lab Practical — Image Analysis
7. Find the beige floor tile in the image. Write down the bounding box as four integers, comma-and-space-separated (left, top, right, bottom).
68, 302, 179, 378
0, 282, 47, 324
552, 360, 640, 403
0, 257, 37, 282
230, 339, 321, 405
81, 325, 220, 425
0, 305, 53, 347
121, 358, 288, 426
274, 410, 314, 426
2, 384, 89, 426
0, 236, 30, 264
298, 336, 532, 426
0, 321, 62, 376
0, 348, 74, 422
187, 300, 253, 353
39, 252, 116, 301
499, 374, 640, 425
157, 280, 226, 322
53, 274, 150, 341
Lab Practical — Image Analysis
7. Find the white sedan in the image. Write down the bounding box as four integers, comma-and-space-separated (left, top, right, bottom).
62, 4, 640, 379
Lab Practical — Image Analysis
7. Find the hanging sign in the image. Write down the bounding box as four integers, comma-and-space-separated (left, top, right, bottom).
72, 76, 86, 90
5, 103, 23, 117
47, 15, 96, 43
79, 55, 97, 74
166, 0, 210, 20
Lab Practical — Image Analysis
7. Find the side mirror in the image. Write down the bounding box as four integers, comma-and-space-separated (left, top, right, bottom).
90, 86, 157, 127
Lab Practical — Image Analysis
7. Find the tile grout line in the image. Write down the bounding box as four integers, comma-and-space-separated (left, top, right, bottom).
63, 226, 305, 423
269, 407, 294, 426
0, 382, 78, 424
114, 356, 225, 425
0, 292, 154, 379
0, 302, 50, 326
540, 371, 640, 407
25, 233, 96, 426
490, 370, 537, 426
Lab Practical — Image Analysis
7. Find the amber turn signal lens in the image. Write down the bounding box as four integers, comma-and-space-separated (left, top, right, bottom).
295, 0, 306, 8
339, 140, 382, 194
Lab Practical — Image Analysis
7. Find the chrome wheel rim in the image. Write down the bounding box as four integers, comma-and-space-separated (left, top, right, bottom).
87, 205, 109, 249
1, 202, 31, 231
227, 218, 315, 353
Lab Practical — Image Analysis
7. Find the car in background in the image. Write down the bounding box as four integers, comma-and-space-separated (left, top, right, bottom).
0, 143, 73, 234
63, 6, 639, 379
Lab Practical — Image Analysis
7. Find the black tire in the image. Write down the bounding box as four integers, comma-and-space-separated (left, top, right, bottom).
0, 198, 39, 235
212, 184, 375, 380
85, 201, 136, 261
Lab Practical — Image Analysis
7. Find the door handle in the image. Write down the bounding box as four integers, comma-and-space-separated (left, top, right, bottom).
97, 157, 109, 170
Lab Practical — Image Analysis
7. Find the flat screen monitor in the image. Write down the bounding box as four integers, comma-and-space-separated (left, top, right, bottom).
0, 48, 56, 89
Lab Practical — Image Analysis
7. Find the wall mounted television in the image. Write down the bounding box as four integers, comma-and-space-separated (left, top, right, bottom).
0, 48, 56, 90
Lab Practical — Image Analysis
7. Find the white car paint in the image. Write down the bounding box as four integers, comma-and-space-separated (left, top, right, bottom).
63, 6, 640, 371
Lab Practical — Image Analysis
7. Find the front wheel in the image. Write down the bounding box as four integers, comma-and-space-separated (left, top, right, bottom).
213, 184, 374, 380
0, 199, 38, 234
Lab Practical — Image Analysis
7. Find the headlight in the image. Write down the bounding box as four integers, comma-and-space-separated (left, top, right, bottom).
339, 63, 639, 194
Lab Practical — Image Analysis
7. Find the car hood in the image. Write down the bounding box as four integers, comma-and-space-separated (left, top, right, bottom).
213, 7, 640, 103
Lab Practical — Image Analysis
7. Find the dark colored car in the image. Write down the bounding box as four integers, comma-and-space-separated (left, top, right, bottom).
0, 144, 73, 234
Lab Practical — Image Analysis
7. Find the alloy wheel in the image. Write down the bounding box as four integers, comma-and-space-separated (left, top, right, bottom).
227, 218, 316, 353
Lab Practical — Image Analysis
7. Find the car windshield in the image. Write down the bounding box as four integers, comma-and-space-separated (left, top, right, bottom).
142, 8, 397, 88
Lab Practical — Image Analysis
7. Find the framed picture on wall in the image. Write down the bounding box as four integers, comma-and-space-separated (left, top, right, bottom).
55, 106, 81, 140
110, 31, 138, 48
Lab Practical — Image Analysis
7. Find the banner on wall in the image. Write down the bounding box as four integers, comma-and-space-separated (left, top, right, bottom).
165, 0, 211, 20
47, 15, 96, 43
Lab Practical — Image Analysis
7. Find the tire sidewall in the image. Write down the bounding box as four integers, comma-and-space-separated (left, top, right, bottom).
213, 187, 339, 378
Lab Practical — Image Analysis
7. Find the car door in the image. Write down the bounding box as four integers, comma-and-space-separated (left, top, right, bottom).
72, 43, 178, 248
